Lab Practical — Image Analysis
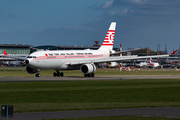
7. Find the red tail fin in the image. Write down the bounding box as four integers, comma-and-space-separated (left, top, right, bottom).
170, 50, 177, 55
4, 51, 7, 55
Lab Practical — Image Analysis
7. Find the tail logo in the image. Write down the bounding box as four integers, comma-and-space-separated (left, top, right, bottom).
109, 33, 114, 43
103, 30, 115, 46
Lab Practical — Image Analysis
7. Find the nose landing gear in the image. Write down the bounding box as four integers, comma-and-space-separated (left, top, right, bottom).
36, 73, 40, 77
35, 69, 41, 77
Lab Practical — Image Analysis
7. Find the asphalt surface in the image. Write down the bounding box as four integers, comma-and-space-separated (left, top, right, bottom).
3, 107, 180, 120
0, 75, 180, 82
1, 76, 180, 120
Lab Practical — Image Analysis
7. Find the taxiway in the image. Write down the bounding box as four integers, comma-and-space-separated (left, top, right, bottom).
0, 75, 180, 82
9, 107, 180, 120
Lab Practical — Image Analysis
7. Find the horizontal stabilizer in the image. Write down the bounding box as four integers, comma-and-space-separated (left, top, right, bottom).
111, 48, 142, 55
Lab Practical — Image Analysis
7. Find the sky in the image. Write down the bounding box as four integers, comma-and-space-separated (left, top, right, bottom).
1, 0, 180, 53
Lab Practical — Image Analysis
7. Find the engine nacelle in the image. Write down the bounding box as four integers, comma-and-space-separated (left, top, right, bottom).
80, 64, 96, 74
26, 66, 36, 74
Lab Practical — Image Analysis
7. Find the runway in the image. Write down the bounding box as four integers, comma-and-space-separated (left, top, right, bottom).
0, 75, 180, 82
8, 107, 180, 120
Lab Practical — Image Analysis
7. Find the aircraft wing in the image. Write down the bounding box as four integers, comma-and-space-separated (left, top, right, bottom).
94, 54, 169, 63
95, 50, 178, 63
67, 55, 167, 65
69, 50, 177, 65
66, 56, 139, 65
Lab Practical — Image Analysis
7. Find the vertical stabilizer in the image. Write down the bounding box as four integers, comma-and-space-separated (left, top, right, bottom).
150, 58, 153, 64
98, 22, 116, 51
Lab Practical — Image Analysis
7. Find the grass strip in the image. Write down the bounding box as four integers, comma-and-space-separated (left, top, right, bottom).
0, 79, 180, 113
1, 67, 180, 77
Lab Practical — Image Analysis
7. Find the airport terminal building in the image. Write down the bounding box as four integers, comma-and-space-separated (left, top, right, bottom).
33, 45, 99, 51
0, 44, 31, 60
0, 44, 100, 55
0, 44, 31, 55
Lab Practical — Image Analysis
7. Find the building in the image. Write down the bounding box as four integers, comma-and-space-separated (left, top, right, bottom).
0, 44, 31, 66
33, 45, 99, 51
0, 44, 31, 55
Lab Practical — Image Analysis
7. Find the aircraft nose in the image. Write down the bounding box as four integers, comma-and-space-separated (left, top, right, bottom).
25, 60, 29, 64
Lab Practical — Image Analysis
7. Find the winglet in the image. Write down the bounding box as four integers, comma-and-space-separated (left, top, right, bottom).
170, 50, 177, 55
4, 51, 7, 55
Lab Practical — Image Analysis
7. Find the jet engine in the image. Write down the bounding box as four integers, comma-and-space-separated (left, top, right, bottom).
80, 64, 96, 74
26, 66, 36, 74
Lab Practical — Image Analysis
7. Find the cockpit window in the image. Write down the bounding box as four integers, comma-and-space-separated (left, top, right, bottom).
27, 56, 36, 58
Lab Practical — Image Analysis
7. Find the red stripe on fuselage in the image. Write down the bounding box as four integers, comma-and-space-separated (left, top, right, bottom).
30, 53, 109, 61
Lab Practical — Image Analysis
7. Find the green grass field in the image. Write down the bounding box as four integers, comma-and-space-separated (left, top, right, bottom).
1, 79, 180, 113
1, 67, 180, 77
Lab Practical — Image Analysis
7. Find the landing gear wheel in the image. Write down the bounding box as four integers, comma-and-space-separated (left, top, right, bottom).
84, 73, 95, 77
91, 73, 95, 77
53, 72, 57, 77
57, 72, 61, 77
53, 71, 64, 77
60, 72, 64, 77
36, 73, 40, 77
35, 69, 41, 77
88, 74, 91, 77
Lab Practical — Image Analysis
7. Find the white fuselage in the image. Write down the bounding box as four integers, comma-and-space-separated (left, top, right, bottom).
150, 62, 160, 68
139, 62, 148, 67
27, 50, 109, 70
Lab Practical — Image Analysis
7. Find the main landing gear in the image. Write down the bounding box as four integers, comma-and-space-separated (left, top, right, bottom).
53, 70, 64, 77
84, 73, 95, 77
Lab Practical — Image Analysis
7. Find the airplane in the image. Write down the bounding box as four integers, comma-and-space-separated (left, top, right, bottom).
150, 58, 160, 68
137, 58, 148, 67
3, 22, 177, 77
108, 62, 119, 68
